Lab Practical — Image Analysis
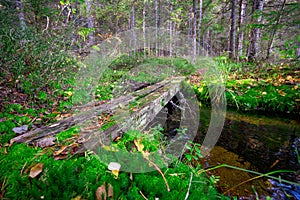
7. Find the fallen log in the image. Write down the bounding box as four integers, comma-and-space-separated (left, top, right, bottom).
10, 76, 186, 147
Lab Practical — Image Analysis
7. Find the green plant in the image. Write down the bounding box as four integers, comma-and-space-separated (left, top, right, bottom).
184, 140, 203, 162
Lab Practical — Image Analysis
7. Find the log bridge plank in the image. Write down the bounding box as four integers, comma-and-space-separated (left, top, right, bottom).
10, 76, 186, 147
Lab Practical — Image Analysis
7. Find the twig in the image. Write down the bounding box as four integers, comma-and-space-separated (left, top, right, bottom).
170, 100, 185, 111
139, 191, 148, 200
42, 16, 49, 33
149, 160, 170, 192
184, 172, 193, 200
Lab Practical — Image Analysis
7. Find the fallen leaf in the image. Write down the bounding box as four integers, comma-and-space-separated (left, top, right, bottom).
72, 195, 82, 200
96, 184, 106, 200
29, 163, 44, 178
286, 75, 293, 81
53, 145, 68, 156
277, 90, 286, 96
108, 162, 121, 178
53, 155, 68, 160
12, 125, 28, 134
66, 91, 73, 96
134, 138, 144, 152
107, 184, 113, 198
111, 170, 119, 178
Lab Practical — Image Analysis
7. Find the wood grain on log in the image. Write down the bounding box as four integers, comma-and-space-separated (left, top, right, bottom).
10, 76, 186, 147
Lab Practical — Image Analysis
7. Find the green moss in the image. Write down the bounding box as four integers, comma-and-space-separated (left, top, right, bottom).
56, 126, 79, 142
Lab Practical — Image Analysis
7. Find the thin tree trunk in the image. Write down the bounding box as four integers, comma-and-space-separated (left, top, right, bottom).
209, 30, 212, 56
154, 0, 159, 56
85, 0, 94, 46
130, 1, 136, 56
188, 6, 192, 57
192, 0, 197, 63
197, 0, 203, 55
169, 1, 173, 56
266, 0, 286, 60
248, 0, 264, 61
16, 0, 26, 34
237, 0, 247, 61
143, 0, 147, 58
229, 0, 237, 59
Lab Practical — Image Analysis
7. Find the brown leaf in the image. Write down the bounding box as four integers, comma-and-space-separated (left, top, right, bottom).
107, 184, 113, 198
29, 163, 44, 178
96, 183, 107, 200
53, 145, 68, 156
53, 155, 68, 160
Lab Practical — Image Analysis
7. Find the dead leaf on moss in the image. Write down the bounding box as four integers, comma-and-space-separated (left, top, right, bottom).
53, 145, 67, 156
96, 183, 106, 200
107, 184, 113, 198
54, 155, 68, 160
29, 163, 44, 178
108, 162, 121, 178
72, 195, 83, 200
134, 139, 144, 152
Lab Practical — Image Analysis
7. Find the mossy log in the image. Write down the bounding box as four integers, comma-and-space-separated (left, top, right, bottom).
10, 76, 186, 147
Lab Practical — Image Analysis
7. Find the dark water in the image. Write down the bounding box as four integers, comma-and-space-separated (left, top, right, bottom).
195, 107, 300, 199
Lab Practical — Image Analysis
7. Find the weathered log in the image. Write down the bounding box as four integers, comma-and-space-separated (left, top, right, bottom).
10, 76, 186, 146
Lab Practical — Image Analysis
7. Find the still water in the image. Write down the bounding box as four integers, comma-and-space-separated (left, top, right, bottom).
195, 108, 300, 199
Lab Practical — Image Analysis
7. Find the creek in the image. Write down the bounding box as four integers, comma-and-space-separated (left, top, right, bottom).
194, 107, 300, 199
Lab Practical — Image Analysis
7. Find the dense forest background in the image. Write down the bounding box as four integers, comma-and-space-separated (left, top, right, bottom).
1, 0, 299, 60
1, 0, 299, 101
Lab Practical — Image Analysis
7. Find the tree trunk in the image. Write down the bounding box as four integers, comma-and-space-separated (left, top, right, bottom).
188, 6, 192, 57
229, 0, 237, 60
192, 0, 197, 63
143, 0, 147, 58
130, 1, 136, 56
16, 0, 26, 34
198, 0, 203, 55
266, 0, 286, 60
237, 0, 247, 61
154, 0, 159, 56
169, 1, 173, 56
85, 0, 94, 46
248, 0, 264, 61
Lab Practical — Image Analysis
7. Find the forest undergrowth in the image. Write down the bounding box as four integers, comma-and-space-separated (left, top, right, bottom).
0, 51, 299, 199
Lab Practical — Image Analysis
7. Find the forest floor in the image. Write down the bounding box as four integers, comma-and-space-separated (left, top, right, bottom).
0, 56, 299, 199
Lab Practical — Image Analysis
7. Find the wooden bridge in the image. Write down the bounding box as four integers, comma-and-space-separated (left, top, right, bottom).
10, 76, 198, 152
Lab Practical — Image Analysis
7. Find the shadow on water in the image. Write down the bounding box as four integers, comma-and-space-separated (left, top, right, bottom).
195, 107, 300, 199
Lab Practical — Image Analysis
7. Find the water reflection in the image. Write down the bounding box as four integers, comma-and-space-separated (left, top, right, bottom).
195, 107, 300, 199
